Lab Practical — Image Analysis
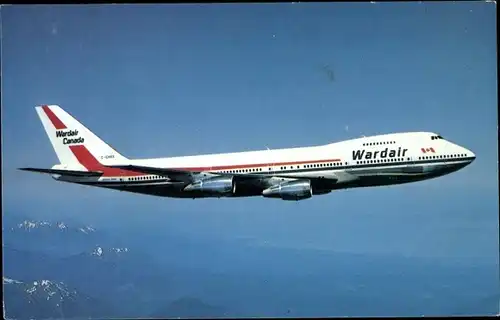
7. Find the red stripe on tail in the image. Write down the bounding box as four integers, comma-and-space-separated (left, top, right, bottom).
42, 105, 67, 129
69, 145, 142, 177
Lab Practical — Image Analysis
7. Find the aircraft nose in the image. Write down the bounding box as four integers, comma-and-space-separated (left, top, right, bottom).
466, 148, 476, 162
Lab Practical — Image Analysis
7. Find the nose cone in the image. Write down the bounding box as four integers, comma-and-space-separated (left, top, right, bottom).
468, 149, 476, 161
464, 148, 476, 164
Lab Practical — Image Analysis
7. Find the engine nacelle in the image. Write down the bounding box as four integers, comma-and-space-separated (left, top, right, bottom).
262, 180, 312, 201
183, 176, 236, 195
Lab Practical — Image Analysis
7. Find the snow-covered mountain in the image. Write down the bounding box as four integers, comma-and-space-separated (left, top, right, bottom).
2, 216, 121, 257
2, 215, 230, 318
92, 246, 129, 257
3, 277, 112, 319
6, 278, 77, 302
12, 219, 96, 234
3, 242, 172, 318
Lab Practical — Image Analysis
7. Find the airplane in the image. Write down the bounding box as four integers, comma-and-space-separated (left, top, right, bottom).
19, 105, 476, 201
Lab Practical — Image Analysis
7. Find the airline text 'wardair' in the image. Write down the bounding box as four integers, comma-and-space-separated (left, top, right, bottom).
352, 147, 408, 160
55, 130, 84, 145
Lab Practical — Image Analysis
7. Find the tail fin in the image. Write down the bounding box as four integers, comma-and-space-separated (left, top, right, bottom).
35, 105, 128, 169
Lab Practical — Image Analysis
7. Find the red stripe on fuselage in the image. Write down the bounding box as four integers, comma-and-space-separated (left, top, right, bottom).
71, 144, 342, 178
69, 145, 143, 177
42, 105, 67, 129
173, 158, 342, 172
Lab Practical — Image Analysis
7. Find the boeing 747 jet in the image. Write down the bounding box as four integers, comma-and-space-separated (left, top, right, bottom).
19, 105, 476, 201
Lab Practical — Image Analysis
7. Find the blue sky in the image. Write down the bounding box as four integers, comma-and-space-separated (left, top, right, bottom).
2, 3, 498, 263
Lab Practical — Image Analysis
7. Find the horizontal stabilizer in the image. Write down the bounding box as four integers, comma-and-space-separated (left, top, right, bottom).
18, 167, 103, 177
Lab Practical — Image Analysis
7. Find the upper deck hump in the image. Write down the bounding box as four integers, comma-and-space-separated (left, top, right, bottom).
132, 131, 437, 168
326, 131, 436, 146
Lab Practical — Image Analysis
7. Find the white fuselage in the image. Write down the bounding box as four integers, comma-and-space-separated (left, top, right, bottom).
57, 131, 475, 200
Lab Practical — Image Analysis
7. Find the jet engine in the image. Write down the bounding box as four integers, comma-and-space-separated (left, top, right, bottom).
183, 176, 236, 195
262, 180, 312, 201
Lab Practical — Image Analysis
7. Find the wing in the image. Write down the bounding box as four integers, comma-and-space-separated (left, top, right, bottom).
104, 164, 200, 183
104, 164, 196, 176
18, 167, 103, 177
104, 164, 354, 185
104, 164, 264, 183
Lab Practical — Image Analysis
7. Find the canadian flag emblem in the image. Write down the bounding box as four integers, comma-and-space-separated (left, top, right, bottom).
421, 147, 436, 153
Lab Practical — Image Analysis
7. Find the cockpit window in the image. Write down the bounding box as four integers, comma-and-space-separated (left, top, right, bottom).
431, 135, 444, 140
